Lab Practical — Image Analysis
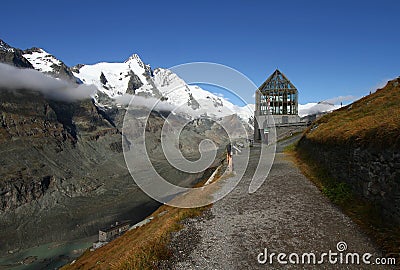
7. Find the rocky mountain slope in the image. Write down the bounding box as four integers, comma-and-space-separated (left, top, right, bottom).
0, 39, 33, 68
0, 84, 230, 253
0, 38, 242, 256
0, 85, 130, 251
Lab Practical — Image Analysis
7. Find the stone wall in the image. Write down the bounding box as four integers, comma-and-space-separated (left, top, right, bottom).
297, 137, 400, 223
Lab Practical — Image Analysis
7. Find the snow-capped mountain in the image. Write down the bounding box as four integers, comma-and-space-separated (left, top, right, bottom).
23, 47, 78, 82
72, 54, 254, 124
298, 101, 340, 117
1, 37, 339, 124
152, 68, 254, 120
0, 38, 254, 126
23, 48, 62, 72
73, 54, 155, 97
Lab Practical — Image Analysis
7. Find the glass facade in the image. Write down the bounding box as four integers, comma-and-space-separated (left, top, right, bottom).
256, 69, 298, 116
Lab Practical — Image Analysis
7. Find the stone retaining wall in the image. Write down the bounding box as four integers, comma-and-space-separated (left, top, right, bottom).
297, 137, 400, 223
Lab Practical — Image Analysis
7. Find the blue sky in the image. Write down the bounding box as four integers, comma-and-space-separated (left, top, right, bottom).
2, 0, 400, 105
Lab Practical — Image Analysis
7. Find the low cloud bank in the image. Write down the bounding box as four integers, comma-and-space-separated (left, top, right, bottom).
0, 63, 96, 101
115, 94, 175, 111
115, 94, 194, 115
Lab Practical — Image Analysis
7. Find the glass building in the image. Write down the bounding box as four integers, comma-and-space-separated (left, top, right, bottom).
254, 69, 300, 142
255, 69, 298, 116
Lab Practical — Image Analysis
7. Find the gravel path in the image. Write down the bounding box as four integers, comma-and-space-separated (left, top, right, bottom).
161, 138, 395, 269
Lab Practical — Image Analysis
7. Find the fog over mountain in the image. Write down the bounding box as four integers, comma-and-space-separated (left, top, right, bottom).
0, 63, 96, 101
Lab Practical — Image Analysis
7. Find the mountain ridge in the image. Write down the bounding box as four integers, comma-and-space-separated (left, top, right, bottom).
0, 39, 254, 126
0, 38, 339, 123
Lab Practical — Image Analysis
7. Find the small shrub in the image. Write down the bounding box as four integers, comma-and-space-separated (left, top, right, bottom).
322, 181, 352, 205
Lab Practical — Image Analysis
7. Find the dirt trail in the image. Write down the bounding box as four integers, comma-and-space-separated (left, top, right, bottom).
162, 138, 394, 269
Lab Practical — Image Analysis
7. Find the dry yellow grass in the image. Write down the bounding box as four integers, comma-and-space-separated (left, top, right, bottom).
61, 204, 209, 270
305, 78, 400, 148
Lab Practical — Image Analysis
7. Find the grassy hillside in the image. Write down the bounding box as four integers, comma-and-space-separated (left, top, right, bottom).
294, 77, 400, 257
304, 77, 400, 148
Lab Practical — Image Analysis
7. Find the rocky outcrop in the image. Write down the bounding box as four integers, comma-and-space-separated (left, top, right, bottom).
0, 176, 55, 211
0, 89, 118, 211
100, 72, 108, 85
126, 71, 143, 94
187, 92, 200, 110
49, 61, 78, 82
0, 39, 33, 68
71, 64, 85, 73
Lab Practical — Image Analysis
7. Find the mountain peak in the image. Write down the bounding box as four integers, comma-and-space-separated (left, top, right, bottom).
124, 53, 143, 64
124, 53, 152, 78
23, 47, 46, 54
0, 39, 14, 52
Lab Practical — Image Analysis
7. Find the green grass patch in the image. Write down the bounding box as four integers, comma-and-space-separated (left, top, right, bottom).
321, 181, 352, 205
283, 142, 297, 152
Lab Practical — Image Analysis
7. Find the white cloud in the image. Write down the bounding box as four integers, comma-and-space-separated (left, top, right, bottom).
0, 63, 96, 101
323, 95, 358, 105
114, 94, 196, 116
